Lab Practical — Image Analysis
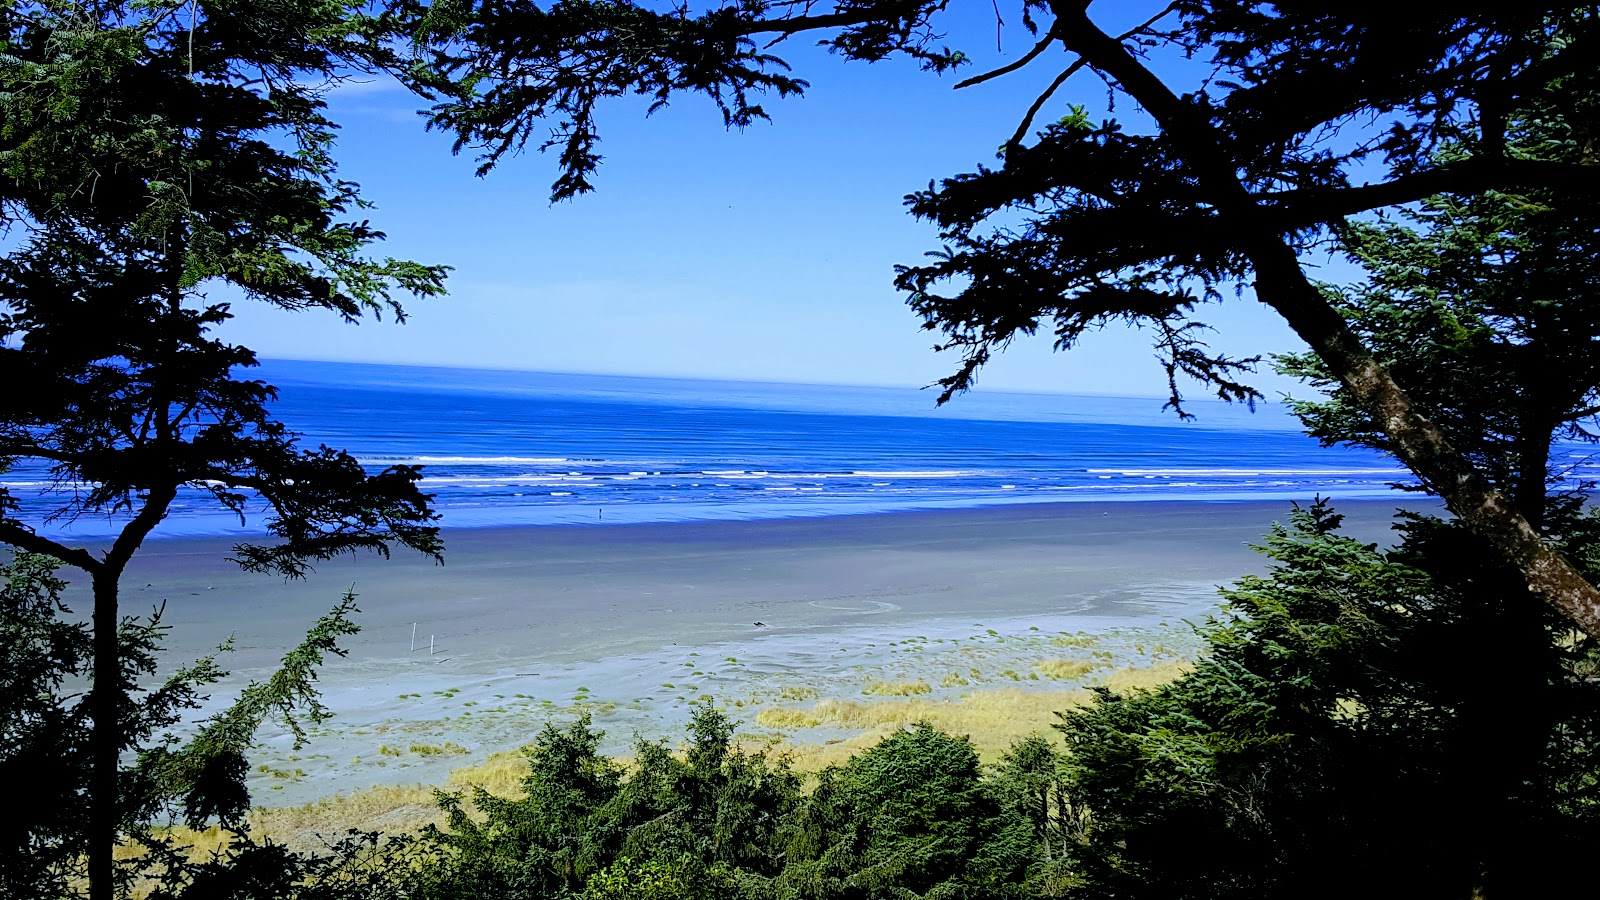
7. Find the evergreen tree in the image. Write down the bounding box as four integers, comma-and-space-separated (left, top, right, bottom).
0, 552, 394, 899
992, 733, 1083, 892
0, 553, 90, 895
1, 3, 447, 895
607, 702, 799, 876
422, 703, 798, 899
777, 723, 1034, 899
1056, 503, 1600, 899
1277, 98, 1600, 531
429, 713, 625, 898
1051, 92, 1600, 895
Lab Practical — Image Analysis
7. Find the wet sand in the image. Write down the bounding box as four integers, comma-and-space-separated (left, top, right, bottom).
67, 498, 1430, 802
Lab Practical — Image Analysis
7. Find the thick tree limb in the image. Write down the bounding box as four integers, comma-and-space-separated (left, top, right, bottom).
1051, 2, 1600, 639
103, 484, 177, 572
1260, 159, 1600, 223
0, 520, 101, 573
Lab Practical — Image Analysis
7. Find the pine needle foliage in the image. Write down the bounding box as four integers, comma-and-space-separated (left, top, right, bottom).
0, 553, 392, 899
1, 4, 449, 894
1056, 502, 1600, 899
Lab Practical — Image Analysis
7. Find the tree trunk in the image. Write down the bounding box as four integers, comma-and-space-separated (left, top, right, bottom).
88, 569, 120, 900
1247, 252, 1600, 638
84, 483, 171, 900
1055, 779, 1076, 842
1040, 787, 1051, 861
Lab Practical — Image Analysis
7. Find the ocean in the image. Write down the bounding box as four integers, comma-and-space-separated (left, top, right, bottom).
15, 359, 1421, 538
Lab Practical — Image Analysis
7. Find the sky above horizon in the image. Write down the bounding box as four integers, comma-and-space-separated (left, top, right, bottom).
227, 2, 1339, 405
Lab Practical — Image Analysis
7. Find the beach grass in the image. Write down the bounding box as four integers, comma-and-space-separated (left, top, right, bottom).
861, 677, 933, 696
246, 751, 532, 844
230, 657, 1193, 852
1033, 658, 1107, 680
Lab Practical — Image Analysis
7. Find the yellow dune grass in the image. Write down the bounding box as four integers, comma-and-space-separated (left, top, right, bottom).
1033, 658, 1107, 680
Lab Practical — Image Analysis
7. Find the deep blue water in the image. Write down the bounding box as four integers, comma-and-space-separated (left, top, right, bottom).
14, 359, 1424, 538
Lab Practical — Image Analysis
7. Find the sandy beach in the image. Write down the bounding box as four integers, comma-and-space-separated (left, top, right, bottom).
73, 498, 1430, 804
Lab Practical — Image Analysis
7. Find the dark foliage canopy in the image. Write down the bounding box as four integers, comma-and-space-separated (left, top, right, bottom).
1056, 502, 1600, 899
1049, 101, 1600, 897
1, 5, 449, 896
0, 0, 448, 576
414, 704, 1046, 899
1276, 99, 1600, 524
0, 553, 376, 898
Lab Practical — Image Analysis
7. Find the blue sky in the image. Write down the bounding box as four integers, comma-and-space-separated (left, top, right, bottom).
228, 3, 1327, 402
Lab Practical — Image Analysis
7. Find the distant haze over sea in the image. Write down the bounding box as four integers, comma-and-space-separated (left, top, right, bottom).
18, 359, 1438, 538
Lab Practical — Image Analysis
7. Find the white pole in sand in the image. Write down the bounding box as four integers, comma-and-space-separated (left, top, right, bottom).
410, 623, 417, 652
430, 634, 435, 655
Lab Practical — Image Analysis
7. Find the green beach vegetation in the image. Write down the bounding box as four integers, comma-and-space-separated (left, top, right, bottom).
5, 3, 1600, 899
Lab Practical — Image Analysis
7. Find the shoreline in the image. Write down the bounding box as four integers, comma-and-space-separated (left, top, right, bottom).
45, 485, 1414, 542
57, 497, 1436, 806
97, 498, 1430, 671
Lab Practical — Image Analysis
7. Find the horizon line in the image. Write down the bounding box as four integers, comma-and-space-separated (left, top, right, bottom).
254, 355, 1283, 408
